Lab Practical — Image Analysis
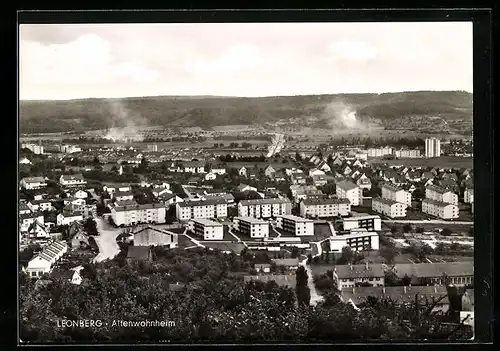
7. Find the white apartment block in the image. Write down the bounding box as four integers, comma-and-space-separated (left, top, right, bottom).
300, 198, 351, 218
381, 183, 412, 207
330, 230, 380, 252
20, 177, 47, 190
276, 215, 314, 236
425, 138, 441, 158
176, 199, 228, 221
238, 198, 292, 219
342, 215, 382, 232
188, 219, 224, 240
111, 203, 167, 226
22, 143, 44, 155
395, 148, 421, 158
464, 187, 474, 204
336, 180, 362, 206
233, 217, 269, 238
367, 147, 393, 157
426, 185, 458, 205
372, 198, 407, 218
422, 199, 459, 220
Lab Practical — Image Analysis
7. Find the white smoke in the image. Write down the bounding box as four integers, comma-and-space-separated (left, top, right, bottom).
322, 100, 365, 130
104, 100, 147, 142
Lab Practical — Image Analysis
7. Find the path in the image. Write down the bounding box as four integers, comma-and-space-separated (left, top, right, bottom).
181, 228, 205, 248
299, 257, 324, 306
92, 217, 121, 263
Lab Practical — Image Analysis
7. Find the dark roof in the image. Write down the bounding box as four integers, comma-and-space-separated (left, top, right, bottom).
243, 274, 296, 288
126, 246, 151, 260
422, 198, 457, 208
342, 286, 450, 305
22, 176, 45, 183
302, 198, 350, 206
61, 174, 85, 181
392, 262, 473, 279
240, 198, 291, 206
372, 197, 401, 206
177, 198, 228, 208
334, 264, 385, 279
426, 184, 451, 194
381, 183, 405, 192
113, 202, 166, 212
114, 191, 134, 197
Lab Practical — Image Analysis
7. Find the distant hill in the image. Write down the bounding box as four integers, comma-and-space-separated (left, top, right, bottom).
19, 91, 473, 134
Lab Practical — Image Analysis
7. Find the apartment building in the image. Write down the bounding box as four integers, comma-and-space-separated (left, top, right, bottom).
59, 174, 87, 187
330, 230, 380, 252
464, 187, 474, 204
425, 138, 441, 158
20, 177, 47, 190
425, 185, 458, 205
21, 143, 44, 155
233, 217, 269, 238
111, 203, 167, 226
300, 198, 351, 218
113, 191, 134, 202
333, 263, 385, 290
188, 219, 224, 240
238, 198, 292, 219
336, 180, 362, 206
342, 215, 382, 231
276, 215, 314, 236
395, 148, 421, 158
422, 199, 459, 219
176, 199, 228, 221
381, 183, 412, 207
372, 197, 407, 218
367, 147, 393, 158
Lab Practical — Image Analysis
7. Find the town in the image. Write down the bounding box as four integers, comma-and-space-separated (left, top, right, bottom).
19, 134, 474, 341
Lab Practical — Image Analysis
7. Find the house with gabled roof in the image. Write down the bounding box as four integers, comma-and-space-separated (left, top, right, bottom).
25, 241, 68, 278
27, 221, 50, 240
59, 174, 87, 187
20, 176, 47, 190
238, 166, 247, 177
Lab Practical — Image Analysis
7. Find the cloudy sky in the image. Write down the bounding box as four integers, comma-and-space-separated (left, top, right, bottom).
19, 22, 473, 100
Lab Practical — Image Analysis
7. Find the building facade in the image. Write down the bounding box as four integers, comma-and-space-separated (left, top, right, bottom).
425, 138, 441, 158
238, 198, 292, 219
371, 197, 407, 218
300, 198, 351, 218
176, 199, 228, 221
342, 215, 382, 231
422, 199, 459, 219
276, 215, 314, 236
381, 183, 412, 207
425, 185, 458, 205
111, 203, 167, 226
188, 219, 224, 240
336, 180, 362, 206
330, 230, 380, 252
233, 217, 269, 238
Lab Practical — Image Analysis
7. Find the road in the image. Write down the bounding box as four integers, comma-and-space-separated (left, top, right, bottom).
299, 257, 324, 306
92, 217, 121, 263
383, 219, 473, 225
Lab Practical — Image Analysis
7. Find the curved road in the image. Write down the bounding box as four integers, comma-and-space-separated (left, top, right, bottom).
299, 257, 324, 306
92, 217, 121, 263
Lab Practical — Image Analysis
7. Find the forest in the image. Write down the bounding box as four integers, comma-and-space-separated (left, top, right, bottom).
20, 247, 472, 343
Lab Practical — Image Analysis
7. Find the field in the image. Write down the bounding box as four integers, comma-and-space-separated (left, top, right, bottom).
370, 156, 473, 169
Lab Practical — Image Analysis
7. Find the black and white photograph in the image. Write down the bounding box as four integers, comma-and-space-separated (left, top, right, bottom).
18, 19, 479, 343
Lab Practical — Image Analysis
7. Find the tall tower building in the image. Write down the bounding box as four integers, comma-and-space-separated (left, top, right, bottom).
425, 138, 441, 158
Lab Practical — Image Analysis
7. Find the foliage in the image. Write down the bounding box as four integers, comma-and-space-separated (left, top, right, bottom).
83, 218, 99, 236
295, 266, 311, 307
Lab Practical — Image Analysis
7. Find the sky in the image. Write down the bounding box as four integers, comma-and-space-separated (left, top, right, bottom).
19, 22, 473, 100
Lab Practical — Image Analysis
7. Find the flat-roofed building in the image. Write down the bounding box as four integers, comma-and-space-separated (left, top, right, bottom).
111, 203, 167, 227
238, 198, 292, 219
342, 215, 382, 231
381, 183, 412, 207
276, 215, 314, 236
188, 219, 224, 240
422, 199, 459, 219
233, 217, 269, 238
336, 180, 362, 206
176, 198, 228, 221
372, 198, 407, 218
330, 230, 380, 252
300, 198, 351, 218
425, 185, 458, 205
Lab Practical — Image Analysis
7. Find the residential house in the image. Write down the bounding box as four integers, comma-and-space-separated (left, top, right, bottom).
20, 177, 47, 190
152, 186, 171, 198
390, 262, 474, 286
238, 166, 248, 177
103, 183, 132, 195
276, 215, 314, 236
19, 202, 31, 215
247, 170, 258, 179
254, 263, 271, 273
352, 159, 363, 168
343, 165, 353, 176
59, 174, 87, 187
422, 199, 459, 219
332, 157, 343, 166
291, 172, 307, 185
73, 190, 88, 199
183, 161, 206, 174
57, 209, 83, 226
237, 184, 257, 193
112, 203, 167, 227
354, 173, 372, 190
329, 230, 380, 252
381, 183, 412, 207
19, 157, 32, 165
25, 241, 68, 278
26, 220, 51, 241
336, 180, 362, 206
309, 168, 325, 177
264, 165, 276, 178
113, 191, 134, 202
425, 185, 459, 205
342, 215, 382, 231
233, 217, 269, 238
312, 174, 328, 187
285, 168, 303, 177
27, 199, 52, 213
20, 212, 45, 232
300, 198, 351, 218
211, 164, 227, 175
351, 170, 362, 180
71, 231, 89, 249
132, 226, 178, 247
318, 161, 331, 173
176, 199, 228, 221
52, 268, 83, 285
272, 171, 286, 182
162, 193, 184, 207
204, 171, 217, 181
372, 198, 407, 218
126, 246, 152, 262
271, 258, 299, 271
333, 263, 385, 290
238, 198, 292, 219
